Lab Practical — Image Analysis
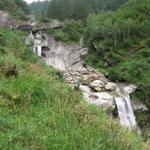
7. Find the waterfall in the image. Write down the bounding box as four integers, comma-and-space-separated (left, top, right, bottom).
114, 88, 137, 130
33, 45, 42, 56
28, 30, 138, 131
37, 45, 42, 56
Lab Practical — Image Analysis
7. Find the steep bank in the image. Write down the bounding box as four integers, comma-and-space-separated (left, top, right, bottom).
0, 26, 148, 149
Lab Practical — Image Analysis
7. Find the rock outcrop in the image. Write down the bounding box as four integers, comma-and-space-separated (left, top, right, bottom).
26, 31, 88, 70
26, 26, 138, 131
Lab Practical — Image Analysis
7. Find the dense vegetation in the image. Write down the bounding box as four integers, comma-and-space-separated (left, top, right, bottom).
84, 0, 150, 139
0, 0, 28, 19
47, 0, 127, 20
0, 27, 148, 149
30, 0, 127, 20
84, 0, 150, 105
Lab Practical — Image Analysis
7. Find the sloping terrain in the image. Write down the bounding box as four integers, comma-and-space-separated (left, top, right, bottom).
0, 26, 147, 149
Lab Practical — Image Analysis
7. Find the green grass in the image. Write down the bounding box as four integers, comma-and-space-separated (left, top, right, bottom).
0, 27, 148, 149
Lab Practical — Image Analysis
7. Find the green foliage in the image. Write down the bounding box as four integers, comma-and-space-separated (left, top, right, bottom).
85, 0, 150, 95
135, 111, 150, 141
47, 0, 128, 20
45, 20, 84, 44
85, 1, 150, 139
0, 0, 29, 20
0, 27, 147, 149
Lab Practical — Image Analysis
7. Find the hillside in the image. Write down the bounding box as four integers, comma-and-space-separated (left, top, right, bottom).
0, 27, 147, 149
0, 0, 150, 149
27, 0, 150, 141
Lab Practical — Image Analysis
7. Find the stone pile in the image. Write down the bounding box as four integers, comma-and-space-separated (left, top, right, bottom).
64, 68, 118, 109
64, 68, 117, 92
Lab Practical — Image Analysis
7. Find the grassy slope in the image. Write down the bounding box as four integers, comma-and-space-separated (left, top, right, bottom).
0, 27, 148, 149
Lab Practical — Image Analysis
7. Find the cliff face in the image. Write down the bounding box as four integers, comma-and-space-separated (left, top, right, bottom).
26, 30, 88, 70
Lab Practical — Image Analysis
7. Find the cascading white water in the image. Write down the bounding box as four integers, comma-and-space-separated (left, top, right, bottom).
114, 87, 137, 130
37, 45, 42, 56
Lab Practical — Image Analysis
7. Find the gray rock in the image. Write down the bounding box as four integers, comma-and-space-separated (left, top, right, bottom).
105, 82, 117, 91
90, 80, 105, 91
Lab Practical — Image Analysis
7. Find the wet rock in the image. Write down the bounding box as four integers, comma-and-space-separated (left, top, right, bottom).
90, 92, 115, 108
105, 82, 117, 91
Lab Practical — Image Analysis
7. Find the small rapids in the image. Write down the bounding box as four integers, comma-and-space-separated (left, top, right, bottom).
114, 88, 137, 130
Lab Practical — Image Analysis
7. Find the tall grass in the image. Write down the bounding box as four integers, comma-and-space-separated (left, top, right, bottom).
0, 27, 148, 150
